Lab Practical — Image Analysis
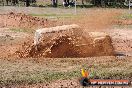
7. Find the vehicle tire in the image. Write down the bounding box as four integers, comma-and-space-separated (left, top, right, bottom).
80, 77, 90, 86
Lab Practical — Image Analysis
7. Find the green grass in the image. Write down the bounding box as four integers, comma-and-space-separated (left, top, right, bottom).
10, 28, 27, 32
119, 13, 132, 19
29, 13, 80, 19
113, 13, 132, 29
10, 28, 34, 33
30, 13, 73, 17
112, 25, 132, 29
0, 57, 131, 86
0, 70, 80, 85
0, 58, 81, 86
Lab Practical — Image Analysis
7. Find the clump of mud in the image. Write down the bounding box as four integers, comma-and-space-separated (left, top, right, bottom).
0, 12, 56, 29
16, 25, 114, 58
16, 36, 80, 58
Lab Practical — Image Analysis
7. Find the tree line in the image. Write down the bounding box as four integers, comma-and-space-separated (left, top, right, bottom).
0, 0, 131, 7
0, 0, 36, 6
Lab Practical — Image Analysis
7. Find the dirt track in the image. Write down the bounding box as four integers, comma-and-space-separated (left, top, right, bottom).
0, 8, 131, 87
0, 10, 132, 58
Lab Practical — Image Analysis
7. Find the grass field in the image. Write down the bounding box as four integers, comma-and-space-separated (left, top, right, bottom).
0, 7, 132, 87
0, 56, 131, 86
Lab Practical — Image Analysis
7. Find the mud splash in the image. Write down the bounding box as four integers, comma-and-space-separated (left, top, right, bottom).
16, 25, 114, 58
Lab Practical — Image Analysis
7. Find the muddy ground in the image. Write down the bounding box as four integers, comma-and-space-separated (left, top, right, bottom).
0, 7, 132, 87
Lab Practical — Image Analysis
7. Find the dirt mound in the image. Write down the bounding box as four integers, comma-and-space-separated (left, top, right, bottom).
0, 12, 56, 29
16, 25, 114, 58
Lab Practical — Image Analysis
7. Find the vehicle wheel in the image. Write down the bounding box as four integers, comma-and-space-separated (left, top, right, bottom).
80, 77, 90, 86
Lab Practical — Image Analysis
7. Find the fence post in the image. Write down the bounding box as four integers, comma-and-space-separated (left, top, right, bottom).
75, 0, 77, 15
129, 0, 131, 14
